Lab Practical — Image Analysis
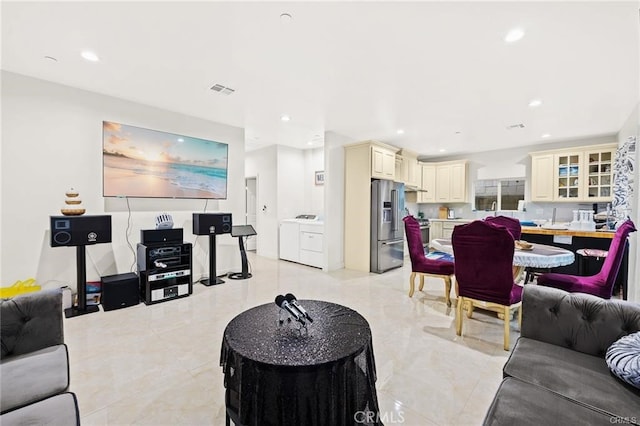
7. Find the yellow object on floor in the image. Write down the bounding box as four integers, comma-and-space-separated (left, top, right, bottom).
0, 278, 42, 298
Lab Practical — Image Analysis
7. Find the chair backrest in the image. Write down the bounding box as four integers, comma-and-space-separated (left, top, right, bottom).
485, 215, 522, 240
596, 219, 637, 289
403, 216, 426, 268
452, 220, 515, 305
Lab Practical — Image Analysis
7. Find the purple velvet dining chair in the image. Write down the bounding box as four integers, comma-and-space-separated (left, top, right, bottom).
485, 215, 522, 240
452, 220, 523, 351
537, 219, 636, 299
403, 216, 455, 306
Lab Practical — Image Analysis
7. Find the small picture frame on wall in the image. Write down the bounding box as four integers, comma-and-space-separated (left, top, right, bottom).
315, 171, 325, 185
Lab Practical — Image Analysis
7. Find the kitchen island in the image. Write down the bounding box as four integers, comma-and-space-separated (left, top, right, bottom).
520, 226, 628, 299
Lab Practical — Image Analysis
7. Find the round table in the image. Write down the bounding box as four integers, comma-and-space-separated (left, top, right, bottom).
430, 238, 575, 268
220, 300, 382, 426
430, 238, 575, 284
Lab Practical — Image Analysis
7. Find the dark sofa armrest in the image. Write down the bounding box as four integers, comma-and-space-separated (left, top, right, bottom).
521, 285, 640, 357
1, 289, 64, 358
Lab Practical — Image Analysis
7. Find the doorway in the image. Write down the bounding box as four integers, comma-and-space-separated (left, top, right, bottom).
245, 177, 257, 251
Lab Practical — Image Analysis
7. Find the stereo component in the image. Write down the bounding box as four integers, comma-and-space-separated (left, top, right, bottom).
141, 228, 183, 245
137, 242, 192, 305
50, 215, 112, 247
192, 213, 233, 235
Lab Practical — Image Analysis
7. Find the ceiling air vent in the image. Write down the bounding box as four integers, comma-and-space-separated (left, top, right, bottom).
210, 83, 235, 95
506, 123, 525, 130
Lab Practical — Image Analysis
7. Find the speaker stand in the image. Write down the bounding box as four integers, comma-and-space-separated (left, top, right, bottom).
64, 246, 100, 318
228, 236, 252, 280
201, 233, 225, 286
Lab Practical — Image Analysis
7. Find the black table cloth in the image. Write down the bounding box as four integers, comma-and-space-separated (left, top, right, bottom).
220, 300, 383, 426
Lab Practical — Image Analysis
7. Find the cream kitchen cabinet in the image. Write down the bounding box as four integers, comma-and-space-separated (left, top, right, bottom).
409, 160, 467, 204
530, 153, 555, 202
371, 144, 396, 180
396, 149, 420, 189
435, 160, 468, 203
530, 143, 616, 202
420, 163, 436, 202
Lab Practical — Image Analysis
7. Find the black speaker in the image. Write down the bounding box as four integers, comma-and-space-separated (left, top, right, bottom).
192, 213, 232, 235
140, 228, 183, 245
50, 215, 112, 247
101, 272, 140, 311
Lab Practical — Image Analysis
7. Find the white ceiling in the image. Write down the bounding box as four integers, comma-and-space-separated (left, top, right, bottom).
2, 1, 639, 157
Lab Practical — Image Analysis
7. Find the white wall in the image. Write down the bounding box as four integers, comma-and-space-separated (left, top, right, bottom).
1, 71, 245, 289
245, 146, 278, 259
324, 131, 353, 271
304, 147, 324, 216
277, 145, 305, 220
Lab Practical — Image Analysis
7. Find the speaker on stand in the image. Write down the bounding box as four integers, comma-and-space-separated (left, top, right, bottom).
192, 213, 232, 286
50, 215, 112, 318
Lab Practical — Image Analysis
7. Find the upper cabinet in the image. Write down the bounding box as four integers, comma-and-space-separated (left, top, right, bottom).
530, 143, 616, 202
408, 160, 467, 203
371, 143, 396, 180
395, 149, 420, 189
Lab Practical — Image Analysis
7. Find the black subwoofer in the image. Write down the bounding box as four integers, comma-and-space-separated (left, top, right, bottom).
101, 272, 140, 311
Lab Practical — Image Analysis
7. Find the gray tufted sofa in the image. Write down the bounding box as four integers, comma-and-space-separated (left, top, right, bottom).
484, 285, 640, 425
1, 288, 80, 425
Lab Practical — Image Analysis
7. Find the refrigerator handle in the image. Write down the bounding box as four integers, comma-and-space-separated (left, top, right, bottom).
391, 189, 397, 232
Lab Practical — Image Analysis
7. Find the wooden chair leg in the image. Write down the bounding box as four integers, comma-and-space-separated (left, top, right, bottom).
444, 276, 452, 307
503, 306, 510, 351
518, 305, 522, 329
418, 274, 425, 291
456, 297, 463, 336
466, 302, 474, 318
408, 272, 417, 297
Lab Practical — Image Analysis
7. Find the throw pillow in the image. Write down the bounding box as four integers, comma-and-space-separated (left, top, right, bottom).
606, 331, 640, 389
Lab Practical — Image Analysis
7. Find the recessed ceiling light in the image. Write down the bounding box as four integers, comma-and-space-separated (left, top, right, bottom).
439, 148, 446, 153
396, 129, 405, 135
280, 13, 292, 23
541, 133, 551, 138
280, 115, 290, 122
177, 138, 184, 142
528, 99, 543, 107
44, 56, 58, 62
307, 141, 313, 145
81, 50, 99, 62
505, 28, 525, 43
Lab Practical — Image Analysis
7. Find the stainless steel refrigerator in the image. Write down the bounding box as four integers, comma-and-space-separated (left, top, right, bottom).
371, 179, 405, 273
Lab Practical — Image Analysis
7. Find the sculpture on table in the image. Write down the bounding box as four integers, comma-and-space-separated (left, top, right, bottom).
60, 188, 85, 216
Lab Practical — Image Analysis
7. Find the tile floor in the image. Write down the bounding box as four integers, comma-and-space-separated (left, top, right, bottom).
65, 253, 519, 425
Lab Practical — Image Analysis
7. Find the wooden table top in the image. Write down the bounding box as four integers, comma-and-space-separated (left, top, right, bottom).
521, 226, 615, 239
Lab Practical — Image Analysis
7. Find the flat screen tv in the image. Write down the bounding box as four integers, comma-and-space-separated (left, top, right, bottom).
103, 121, 228, 199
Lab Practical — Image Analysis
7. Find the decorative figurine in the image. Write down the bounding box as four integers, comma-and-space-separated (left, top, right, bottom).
60, 188, 86, 216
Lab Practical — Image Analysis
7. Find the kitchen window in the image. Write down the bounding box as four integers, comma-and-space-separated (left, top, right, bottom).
474, 179, 525, 211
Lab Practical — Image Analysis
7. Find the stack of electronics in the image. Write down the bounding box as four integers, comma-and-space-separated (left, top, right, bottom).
137, 228, 193, 305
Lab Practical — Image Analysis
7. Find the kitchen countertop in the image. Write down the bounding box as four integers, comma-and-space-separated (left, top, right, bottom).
521, 226, 615, 239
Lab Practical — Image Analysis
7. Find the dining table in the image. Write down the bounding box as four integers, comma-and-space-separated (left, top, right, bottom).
429, 238, 575, 281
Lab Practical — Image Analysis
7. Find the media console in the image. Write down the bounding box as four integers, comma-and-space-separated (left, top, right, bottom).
137, 229, 192, 304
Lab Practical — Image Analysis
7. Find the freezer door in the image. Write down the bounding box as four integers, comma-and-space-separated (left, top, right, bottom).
392, 182, 406, 240
371, 179, 394, 242
371, 238, 404, 273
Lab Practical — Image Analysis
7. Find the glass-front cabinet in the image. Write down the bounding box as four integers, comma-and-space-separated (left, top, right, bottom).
585, 149, 613, 201
530, 143, 616, 203
555, 152, 582, 200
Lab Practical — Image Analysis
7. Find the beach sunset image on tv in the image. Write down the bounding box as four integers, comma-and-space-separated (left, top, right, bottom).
103, 122, 228, 199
